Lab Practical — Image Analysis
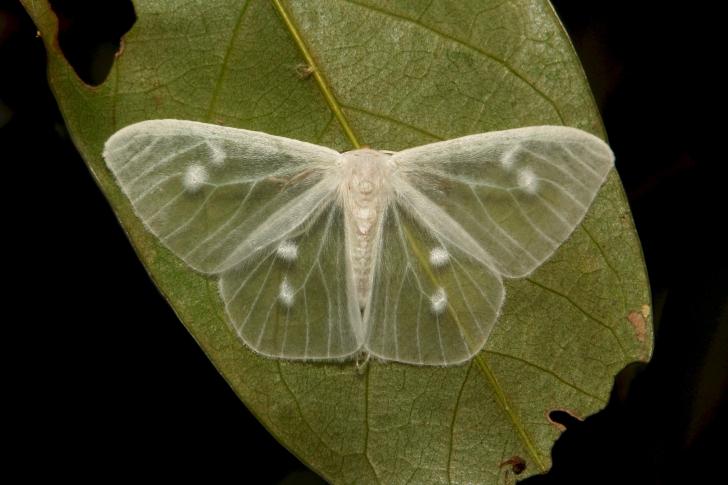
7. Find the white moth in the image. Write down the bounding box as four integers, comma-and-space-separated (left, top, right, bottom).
103, 120, 614, 366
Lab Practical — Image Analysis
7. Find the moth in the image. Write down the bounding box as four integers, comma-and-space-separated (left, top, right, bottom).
103, 120, 614, 366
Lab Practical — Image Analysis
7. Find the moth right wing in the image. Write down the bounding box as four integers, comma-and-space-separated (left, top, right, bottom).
219, 203, 364, 361
366, 126, 612, 365
104, 120, 363, 360
103, 119, 342, 274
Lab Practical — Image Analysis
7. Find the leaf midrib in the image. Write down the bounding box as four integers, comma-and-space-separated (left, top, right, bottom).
272, 0, 547, 473
271, 0, 362, 149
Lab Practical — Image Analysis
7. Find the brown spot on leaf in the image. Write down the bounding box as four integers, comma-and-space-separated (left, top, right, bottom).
499, 456, 526, 475
619, 211, 632, 227
152, 92, 163, 109
628, 304, 651, 343
115, 37, 125, 58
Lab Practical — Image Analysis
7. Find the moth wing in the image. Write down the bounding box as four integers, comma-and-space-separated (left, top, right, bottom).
364, 203, 504, 365
104, 120, 363, 360
103, 119, 342, 274
391, 126, 614, 278
220, 203, 364, 360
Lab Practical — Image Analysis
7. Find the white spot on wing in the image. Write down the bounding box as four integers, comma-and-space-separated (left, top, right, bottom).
517, 168, 538, 194
276, 240, 298, 262
208, 143, 225, 167
183, 164, 208, 192
430, 287, 447, 315
279, 277, 294, 307
429, 247, 449, 268
501, 146, 519, 169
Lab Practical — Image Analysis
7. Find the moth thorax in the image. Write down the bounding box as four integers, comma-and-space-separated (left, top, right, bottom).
340, 148, 392, 308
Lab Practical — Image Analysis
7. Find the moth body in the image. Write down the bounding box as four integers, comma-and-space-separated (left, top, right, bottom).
338, 148, 395, 309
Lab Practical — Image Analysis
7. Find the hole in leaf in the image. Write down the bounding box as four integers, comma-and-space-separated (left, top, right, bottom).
548, 409, 582, 430
49, 0, 135, 86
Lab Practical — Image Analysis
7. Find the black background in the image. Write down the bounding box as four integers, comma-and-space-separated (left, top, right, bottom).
2, 1, 725, 483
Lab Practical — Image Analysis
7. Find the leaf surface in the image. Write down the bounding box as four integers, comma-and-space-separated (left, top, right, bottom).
25, 0, 652, 482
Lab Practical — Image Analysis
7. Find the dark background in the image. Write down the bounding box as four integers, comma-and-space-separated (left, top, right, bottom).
2, 1, 724, 483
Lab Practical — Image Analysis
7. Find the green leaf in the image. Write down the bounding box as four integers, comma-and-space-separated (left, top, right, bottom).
26, 0, 652, 482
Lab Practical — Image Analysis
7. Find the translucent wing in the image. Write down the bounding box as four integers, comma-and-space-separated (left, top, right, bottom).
365, 204, 504, 365
103, 119, 342, 274
104, 119, 363, 360
220, 204, 363, 360
391, 126, 614, 277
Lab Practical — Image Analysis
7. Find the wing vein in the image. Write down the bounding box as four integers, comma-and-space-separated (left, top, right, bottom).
162, 186, 219, 242
224, 253, 274, 306
535, 179, 588, 210
520, 146, 598, 188
114, 138, 163, 177
146, 190, 186, 224
562, 144, 603, 178
469, 185, 539, 263
127, 141, 206, 187
182, 181, 258, 259
131, 173, 177, 204
507, 191, 560, 245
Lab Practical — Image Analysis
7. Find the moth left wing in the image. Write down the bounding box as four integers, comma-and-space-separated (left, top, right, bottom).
364, 204, 504, 365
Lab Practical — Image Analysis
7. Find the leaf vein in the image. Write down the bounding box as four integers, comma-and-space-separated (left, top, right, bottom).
340, 0, 565, 123
486, 349, 606, 403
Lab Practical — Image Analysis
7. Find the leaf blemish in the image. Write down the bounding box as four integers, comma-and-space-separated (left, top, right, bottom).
627, 304, 651, 343
115, 37, 125, 58
499, 455, 526, 475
